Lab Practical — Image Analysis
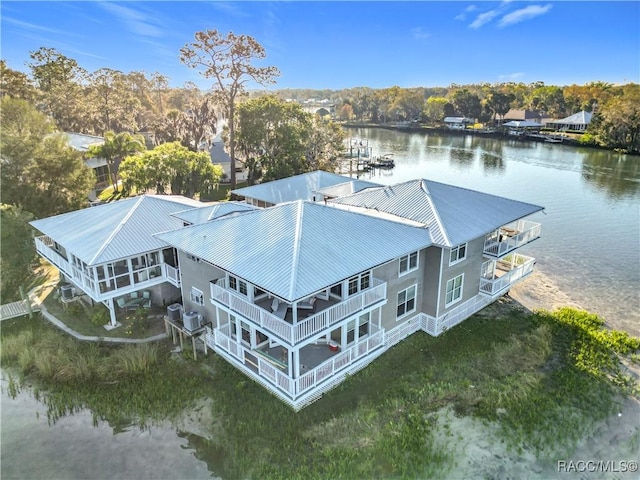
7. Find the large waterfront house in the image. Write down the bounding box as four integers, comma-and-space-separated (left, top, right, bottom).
31, 171, 543, 409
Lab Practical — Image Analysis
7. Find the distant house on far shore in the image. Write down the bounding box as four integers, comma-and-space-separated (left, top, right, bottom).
546, 111, 593, 132
502, 109, 542, 124
444, 117, 474, 130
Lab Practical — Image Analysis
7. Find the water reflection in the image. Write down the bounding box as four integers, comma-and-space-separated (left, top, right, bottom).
0, 375, 212, 480
581, 150, 640, 198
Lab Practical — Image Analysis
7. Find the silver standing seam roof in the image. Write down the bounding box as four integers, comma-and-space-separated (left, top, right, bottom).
329, 179, 543, 247
155, 200, 431, 302
172, 202, 258, 225
30, 195, 203, 266
231, 170, 360, 205
313, 179, 381, 199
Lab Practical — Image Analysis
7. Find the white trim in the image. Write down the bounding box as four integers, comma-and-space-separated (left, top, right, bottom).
398, 251, 419, 277
445, 273, 464, 307
396, 284, 417, 321
448, 243, 467, 266
190, 286, 205, 306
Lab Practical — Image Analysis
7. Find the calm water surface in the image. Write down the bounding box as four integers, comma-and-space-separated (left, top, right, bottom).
2, 129, 639, 480
348, 127, 640, 336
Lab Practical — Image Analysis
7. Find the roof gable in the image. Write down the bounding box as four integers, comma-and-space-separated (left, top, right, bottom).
172, 202, 258, 225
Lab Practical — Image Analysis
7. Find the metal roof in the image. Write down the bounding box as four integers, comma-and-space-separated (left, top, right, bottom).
231, 171, 358, 204
155, 201, 431, 302
548, 110, 593, 125
329, 179, 543, 247
64, 132, 105, 152
31, 195, 203, 265
313, 179, 381, 199
172, 202, 258, 225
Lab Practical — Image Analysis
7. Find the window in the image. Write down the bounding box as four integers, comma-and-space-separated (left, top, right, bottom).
228, 275, 248, 297
399, 251, 419, 275
397, 285, 417, 319
347, 272, 372, 296
358, 312, 370, 337
190, 287, 204, 306
445, 274, 464, 306
449, 243, 467, 265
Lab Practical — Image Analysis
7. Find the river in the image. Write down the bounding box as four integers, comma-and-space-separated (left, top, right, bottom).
346, 127, 640, 336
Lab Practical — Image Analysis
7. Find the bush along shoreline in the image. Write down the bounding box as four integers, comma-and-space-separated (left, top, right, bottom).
1, 300, 639, 478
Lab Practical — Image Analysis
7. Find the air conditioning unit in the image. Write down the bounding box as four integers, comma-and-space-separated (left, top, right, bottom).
182, 310, 202, 332
166, 303, 183, 321
61, 284, 74, 300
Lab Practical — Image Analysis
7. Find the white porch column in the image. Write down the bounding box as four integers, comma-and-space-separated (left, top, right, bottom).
107, 297, 117, 326
288, 348, 294, 378
294, 347, 300, 378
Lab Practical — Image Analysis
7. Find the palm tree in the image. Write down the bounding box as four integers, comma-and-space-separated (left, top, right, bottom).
88, 131, 146, 192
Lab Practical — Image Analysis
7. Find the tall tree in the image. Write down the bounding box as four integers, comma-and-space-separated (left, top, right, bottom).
87, 68, 141, 134
235, 95, 311, 184
451, 88, 482, 119
0, 204, 38, 302
592, 84, 640, 153
485, 92, 515, 124
180, 29, 280, 187
28, 47, 88, 132
0, 60, 38, 101
119, 141, 222, 197
87, 131, 146, 191
1, 98, 95, 218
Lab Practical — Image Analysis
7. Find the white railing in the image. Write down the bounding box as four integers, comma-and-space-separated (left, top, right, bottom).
35, 236, 72, 276
164, 264, 181, 287
483, 220, 541, 257
210, 278, 387, 345
480, 254, 536, 297
210, 322, 385, 400
295, 325, 385, 396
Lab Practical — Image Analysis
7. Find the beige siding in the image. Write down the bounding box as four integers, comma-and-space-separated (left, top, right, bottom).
437, 237, 484, 317
420, 246, 442, 316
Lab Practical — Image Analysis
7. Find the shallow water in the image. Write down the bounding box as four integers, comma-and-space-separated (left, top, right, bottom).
348, 128, 640, 335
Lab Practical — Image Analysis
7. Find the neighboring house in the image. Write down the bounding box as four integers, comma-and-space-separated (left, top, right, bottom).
546, 110, 593, 131
161, 174, 543, 409
30, 195, 207, 326
31, 171, 543, 410
502, 109, 542, 124
502, 120, 543, 136
444, 117, 474, 130
231, 170, 380, 207
64, 133, 110, 200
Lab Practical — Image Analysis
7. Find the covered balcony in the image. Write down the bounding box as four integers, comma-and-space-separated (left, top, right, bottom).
207, 322, 385, 404
483, 220, 541, 258
479, 254, 536, 297
210, 276, 387, 346
35, 236, 177, 301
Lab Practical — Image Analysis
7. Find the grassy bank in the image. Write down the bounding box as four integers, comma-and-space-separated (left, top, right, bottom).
2, 300, 638, 478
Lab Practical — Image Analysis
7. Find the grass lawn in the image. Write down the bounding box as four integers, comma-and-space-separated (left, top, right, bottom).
42, 289, 166, 339
200, 181, 247, 202
2, 299, 638, 479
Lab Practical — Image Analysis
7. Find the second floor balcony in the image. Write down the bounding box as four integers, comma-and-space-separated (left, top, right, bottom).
210, 277, 387, 346
35, 235, 178, 301
483, 219, 541, 258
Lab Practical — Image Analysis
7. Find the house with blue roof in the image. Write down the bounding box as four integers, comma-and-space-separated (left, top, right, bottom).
31, 171, 542, 409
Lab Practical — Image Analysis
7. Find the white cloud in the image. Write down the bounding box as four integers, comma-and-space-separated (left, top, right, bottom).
498, 72, 525, 82
498, 4, 553, 28
97, 2, 164, 38
411, 27, 430, 40
469, 10, 499, 29
455, 4, 477, 21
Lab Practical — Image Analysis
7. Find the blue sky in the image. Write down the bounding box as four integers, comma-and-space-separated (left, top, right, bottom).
2, 1, 639, 90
